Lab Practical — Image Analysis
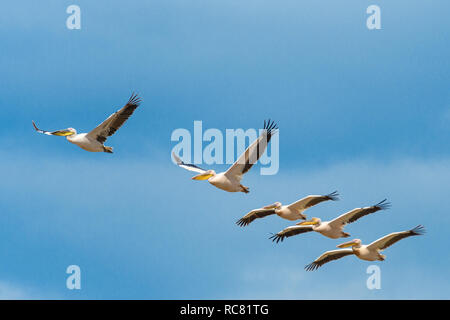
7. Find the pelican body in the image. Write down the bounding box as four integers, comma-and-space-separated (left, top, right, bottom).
207, 171, 243, 193
307, 218, 350, 239
274, 202, 307, 221
65, 132, 107, 152
349, 241, 386, 261
33, 93, 141, 153
305, 225, 425, 271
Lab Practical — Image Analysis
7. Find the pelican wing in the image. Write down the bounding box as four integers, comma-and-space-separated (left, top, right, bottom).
236, 208, 277, 227
87, 93, 141, 144
172, 152, 208, 175
32, 121, 73, 136
328, 199, 390, 228
269, 225, 314, 243
367, 225, 425, 251
225, 120, 278, 178
305, 249, 354, 271
287, 191, 339, 212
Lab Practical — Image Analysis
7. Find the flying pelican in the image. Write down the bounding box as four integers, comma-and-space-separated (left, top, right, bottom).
305, 225, 425, 271
172, 120, 278, 193
236, 191, 339, 226
32, 93, 141, 153
270, 199, 390, 242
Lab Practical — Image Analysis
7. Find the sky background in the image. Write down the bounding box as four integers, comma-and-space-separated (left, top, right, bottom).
0, 0, 449, 299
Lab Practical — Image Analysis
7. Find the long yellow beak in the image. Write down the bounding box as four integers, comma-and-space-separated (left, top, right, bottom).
337, 240, 358, 248
52, 130, 75, 136
192, 173, 214, 181
297, 220, 318, 226
263, 203, 279, 209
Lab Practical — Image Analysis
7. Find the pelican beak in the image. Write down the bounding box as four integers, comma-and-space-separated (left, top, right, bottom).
263, 203, 278, 209
192, 173, 214, 180
297, 220, 318, 226
51, 130, 74, 136
337, 240, 358, 248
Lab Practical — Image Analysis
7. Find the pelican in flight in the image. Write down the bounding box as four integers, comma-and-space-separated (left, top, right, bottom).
172, 120, 278, 193
236, 191, 339, 226
270, 199, 390, 242
305, 225, 425, 271
32, 93, 141, 153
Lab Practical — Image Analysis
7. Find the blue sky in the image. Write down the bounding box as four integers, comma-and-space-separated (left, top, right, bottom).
0, 0, 449, 299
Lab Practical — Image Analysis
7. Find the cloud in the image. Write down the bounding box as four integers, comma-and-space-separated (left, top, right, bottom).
0, 150, 449, 299
0, 281, 56, 300
0, 282, 29, 299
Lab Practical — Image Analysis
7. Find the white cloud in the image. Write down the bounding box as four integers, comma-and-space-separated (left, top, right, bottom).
0, 150, 449, 299
0, 281, 51, 300
0, 282, 28, 299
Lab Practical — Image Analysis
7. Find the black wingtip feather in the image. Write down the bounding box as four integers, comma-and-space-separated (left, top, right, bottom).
269, 233, 284, 243
32, 120, 39, 131
305, 263, 319, 271
128, 92, 142, 107
263, 119, 278, 137
236, 218, 248, 227
374, 199, 391, 210
326, 190, 339, 201
410, 225, 425, 236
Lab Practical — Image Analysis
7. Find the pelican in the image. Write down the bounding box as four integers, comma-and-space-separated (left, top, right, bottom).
270, 199, 390, 242
236, 191, 339, 226
172, 120, 278, 193
32, 93, 141, 153
305, 225, 425, 271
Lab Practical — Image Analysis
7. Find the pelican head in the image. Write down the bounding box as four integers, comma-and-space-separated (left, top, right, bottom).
297, 217, 321, 226
192, 170, 216, 181
263, 202, 282, 210
337, 238, 362, 248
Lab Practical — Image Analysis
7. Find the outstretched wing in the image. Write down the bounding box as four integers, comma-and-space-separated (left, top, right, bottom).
305, 249, 354, 271
287, 191, 339, 212
86, 93, 141, 144
225, 120, 278, 179
236, 208, 277, 227
32, 121, 73, 136
367, 225, 425, 251
172, 152, 208, 175
269, 225, 314, 243
328, 199, 390, 228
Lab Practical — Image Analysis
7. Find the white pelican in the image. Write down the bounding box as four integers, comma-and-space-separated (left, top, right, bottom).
236, 191, 339, 226
172, 120, 278, 193
32, 93, 141, 153
270, 199, 390, 242
305, 225, 425, 271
